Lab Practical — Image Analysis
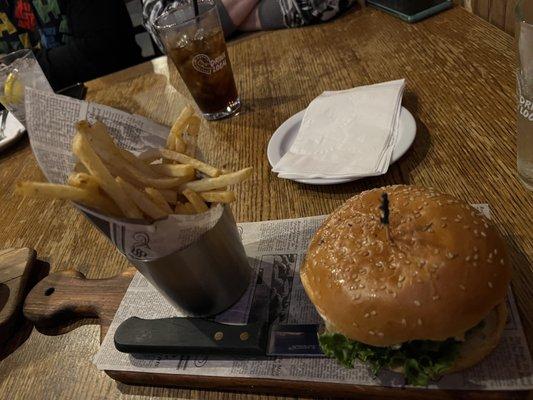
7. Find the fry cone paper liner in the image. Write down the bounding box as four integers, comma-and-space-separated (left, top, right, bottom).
24, 88, 223, 261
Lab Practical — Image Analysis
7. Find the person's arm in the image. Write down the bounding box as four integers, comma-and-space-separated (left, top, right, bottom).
238, 0, 358, 31
143, 0, 259, 43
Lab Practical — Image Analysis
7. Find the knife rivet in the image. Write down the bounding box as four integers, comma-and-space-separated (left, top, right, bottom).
240, 332, 249, 341
214, 331, 224, 341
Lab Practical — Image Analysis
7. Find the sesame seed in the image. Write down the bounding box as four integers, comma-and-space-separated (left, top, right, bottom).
463, 224, 469, 229
446, 252, 456, 259
459, 284, 466, 291
481, 231, 487, 237
434, 249, 439, 255
370, 310, 377, 316
465, 255, 471, 262
398, 275, 405, 282
441, 223, 447, 228
392, 292, 397, 298
494, 249, 498, 255
359, 283, 365, 288
401, 318, 407, 325
352, 322, 359, 327
380, 285, 386, 290
500, 258, 505, 265
488, 281, 493, 288
369, 330, 375, 335
377, 332, 384, 337
417, 318, 423, 325
397, 282, 403, 288
440, 217, 447, 221
414, 300, 421, 306
474, 229, 478, 235
473, 254, 479, 260
473, 246, 478, 252
354, 293, 361, 300
473, 262, 478, 267
432, 295, 440, 300
487, 258, 493, 263
364, 313, 370, 318
419, 260, 427, 267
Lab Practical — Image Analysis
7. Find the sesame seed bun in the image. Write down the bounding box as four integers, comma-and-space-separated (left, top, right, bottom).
301, 185, 511, 347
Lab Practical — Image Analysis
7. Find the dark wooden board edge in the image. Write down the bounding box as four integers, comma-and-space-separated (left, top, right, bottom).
107, 370, 530, 400
22, 267, 532, 399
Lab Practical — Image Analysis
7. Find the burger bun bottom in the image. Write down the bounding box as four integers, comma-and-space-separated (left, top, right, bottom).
390, 302, 507, 376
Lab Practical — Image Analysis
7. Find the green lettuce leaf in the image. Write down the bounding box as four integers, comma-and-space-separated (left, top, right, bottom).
318, 332, 461, 386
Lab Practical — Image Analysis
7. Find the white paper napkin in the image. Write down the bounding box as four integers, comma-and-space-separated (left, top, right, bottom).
272, 79, 406, 179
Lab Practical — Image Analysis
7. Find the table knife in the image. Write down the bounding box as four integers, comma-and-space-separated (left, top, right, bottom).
114, 317, 324, 357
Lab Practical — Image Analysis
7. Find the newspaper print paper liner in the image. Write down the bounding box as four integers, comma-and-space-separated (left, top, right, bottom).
93, 206, 533, 391
24, 88, 223, 261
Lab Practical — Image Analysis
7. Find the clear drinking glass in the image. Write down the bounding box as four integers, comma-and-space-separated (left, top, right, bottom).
516, 0, 533, 190
154, 0, 241, 120
0, 49, 53, 126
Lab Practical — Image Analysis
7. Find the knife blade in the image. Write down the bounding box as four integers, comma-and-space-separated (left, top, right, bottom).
114, 317, 324, 357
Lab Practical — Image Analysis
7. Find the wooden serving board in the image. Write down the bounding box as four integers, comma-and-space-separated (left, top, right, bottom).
23, 270, 529, 399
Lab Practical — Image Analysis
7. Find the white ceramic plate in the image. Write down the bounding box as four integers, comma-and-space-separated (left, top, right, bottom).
0, 112, 25, 152
267, 106, 417, 185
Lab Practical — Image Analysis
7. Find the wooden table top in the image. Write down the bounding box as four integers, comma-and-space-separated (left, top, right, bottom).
0, 5, 531, 400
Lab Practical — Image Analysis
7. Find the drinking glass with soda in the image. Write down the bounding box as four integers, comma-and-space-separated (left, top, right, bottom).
154, 0, 241, 120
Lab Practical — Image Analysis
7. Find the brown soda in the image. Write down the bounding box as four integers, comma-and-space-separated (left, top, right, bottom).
167, 29, 238, 114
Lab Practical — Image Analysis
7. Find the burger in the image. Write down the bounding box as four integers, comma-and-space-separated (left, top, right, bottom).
300, 185, 511, 386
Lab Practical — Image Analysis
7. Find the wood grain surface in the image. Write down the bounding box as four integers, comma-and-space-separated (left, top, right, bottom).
0, 248, 35, 345
0, 5, 531, 400
468, 0, 517, 35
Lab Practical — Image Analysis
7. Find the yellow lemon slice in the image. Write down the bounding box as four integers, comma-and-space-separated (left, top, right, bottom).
3, 72, 24, 104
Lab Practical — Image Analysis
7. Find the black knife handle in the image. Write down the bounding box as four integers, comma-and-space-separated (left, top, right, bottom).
114, 317, 268, 355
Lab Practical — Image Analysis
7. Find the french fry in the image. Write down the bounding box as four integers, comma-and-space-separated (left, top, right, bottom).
110, 161, 191, 189
174, 201, 196, 215
181, 168, 252, 192
77, 121, 166, 181
145, 187, 174, 214
185, 115, 201, 136
167, 105, 194, 149
72, 132, 142, 219
139, 148, 220, 177
200, 191, 236, 204
183, 115, 201, 156
119, 148, 162, 178
174, 136, 186, 153
158, 189, 178, 204
150, 163, 195, 178
15, 181, 121, 216
74, 161, 88, 174
116, 177, 168, 220
67, 172, 100, 192
182, 188, 209, 213
79, 132, 191, 189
